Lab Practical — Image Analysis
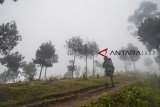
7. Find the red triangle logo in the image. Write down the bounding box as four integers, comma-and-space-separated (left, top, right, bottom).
98, 48, 108, 58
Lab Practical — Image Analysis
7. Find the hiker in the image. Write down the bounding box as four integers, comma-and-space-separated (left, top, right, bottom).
103, 57, 115, 87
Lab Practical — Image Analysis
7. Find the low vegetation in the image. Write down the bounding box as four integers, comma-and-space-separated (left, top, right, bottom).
84, 74, 160, 107
0, 72, 136, 107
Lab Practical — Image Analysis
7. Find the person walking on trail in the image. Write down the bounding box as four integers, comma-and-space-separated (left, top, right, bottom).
103, 57, 115, 87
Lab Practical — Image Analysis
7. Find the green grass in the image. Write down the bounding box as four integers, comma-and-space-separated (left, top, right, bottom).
0, 77, 106, 107
0, 72, 140, 107
84, 74, 160, 107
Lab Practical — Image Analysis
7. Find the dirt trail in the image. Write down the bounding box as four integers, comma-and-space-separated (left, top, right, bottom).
49, 81, 134, 107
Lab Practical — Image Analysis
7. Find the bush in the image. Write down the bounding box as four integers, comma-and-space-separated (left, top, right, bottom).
100, 93, 111, 107
47, 75, 58, 82
84, 82, 160, 107
28, 74, 35, 81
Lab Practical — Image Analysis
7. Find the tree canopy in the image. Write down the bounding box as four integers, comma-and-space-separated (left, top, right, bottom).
33, 41, 58, 79
65, 36, 83, 57
1, 51, 24, 71
22, 61, 37, 81
0, 21, 21, 55
128, 1, 160, 28
0, 0, 17, 4
138, 17, 160, 51
0, 51, 24, 83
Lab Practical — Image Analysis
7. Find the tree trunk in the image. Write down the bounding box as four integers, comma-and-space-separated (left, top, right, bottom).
85, 55, 88, 78
4, 70, 9, 83
39, 65, 43, 80
72, 54, 76, 78
45, 67, 47, 80
123, 58, 127, 72
131, 56, 136, 72
133, 59, 136, 72
92, 55, 95, 76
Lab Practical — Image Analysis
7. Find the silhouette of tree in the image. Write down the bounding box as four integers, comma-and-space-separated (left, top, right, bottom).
0, 21, 21, 56
80, 40, 92, 78
66, 60, 77, 78
118, 47, 130, 72
33, 41, 58, 79
44, 54, 58, 79
22, 61, 37, 81
0, 70, 7, 83
128, 1, 160, 36
65, 36, 83, 78
74, 66, 80, 78
129, 1, 160, 69
138, 17, 160, 51
89, 41, 99, 76
0, 0, 17, 4
137, 17, 160, 68
127, 43, 141, 71
0, 51, 24, 83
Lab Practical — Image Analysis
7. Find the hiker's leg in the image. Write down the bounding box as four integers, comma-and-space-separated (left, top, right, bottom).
104, 71, 108, 86
110, 73, 115, 87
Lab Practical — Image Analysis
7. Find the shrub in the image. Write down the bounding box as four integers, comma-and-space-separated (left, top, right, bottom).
84, 82, 160, 107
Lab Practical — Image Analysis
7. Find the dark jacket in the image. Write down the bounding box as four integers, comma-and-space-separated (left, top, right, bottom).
103, 60, 115, 72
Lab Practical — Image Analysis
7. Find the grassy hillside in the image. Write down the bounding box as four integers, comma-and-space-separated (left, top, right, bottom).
0, 78, 102, 106
0, 72, 144, 107
84, 74, 160, 107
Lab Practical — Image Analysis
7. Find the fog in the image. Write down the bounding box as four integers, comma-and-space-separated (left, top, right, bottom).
0, 0, 160, 77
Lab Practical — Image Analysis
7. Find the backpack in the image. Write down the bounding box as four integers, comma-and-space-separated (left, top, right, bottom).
103, 60, 115, 72
107, 60, 113, 67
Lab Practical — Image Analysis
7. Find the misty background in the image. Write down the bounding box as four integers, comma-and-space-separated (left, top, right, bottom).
0, 0, 160, 78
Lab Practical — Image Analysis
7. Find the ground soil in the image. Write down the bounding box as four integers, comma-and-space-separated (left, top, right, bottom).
48, 81, 134, 107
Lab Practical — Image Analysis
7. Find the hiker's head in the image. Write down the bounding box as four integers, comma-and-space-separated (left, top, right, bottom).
108, 58, 111, 61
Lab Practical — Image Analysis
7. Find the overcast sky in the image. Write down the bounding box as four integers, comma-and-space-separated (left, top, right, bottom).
0, 0, 160, 78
